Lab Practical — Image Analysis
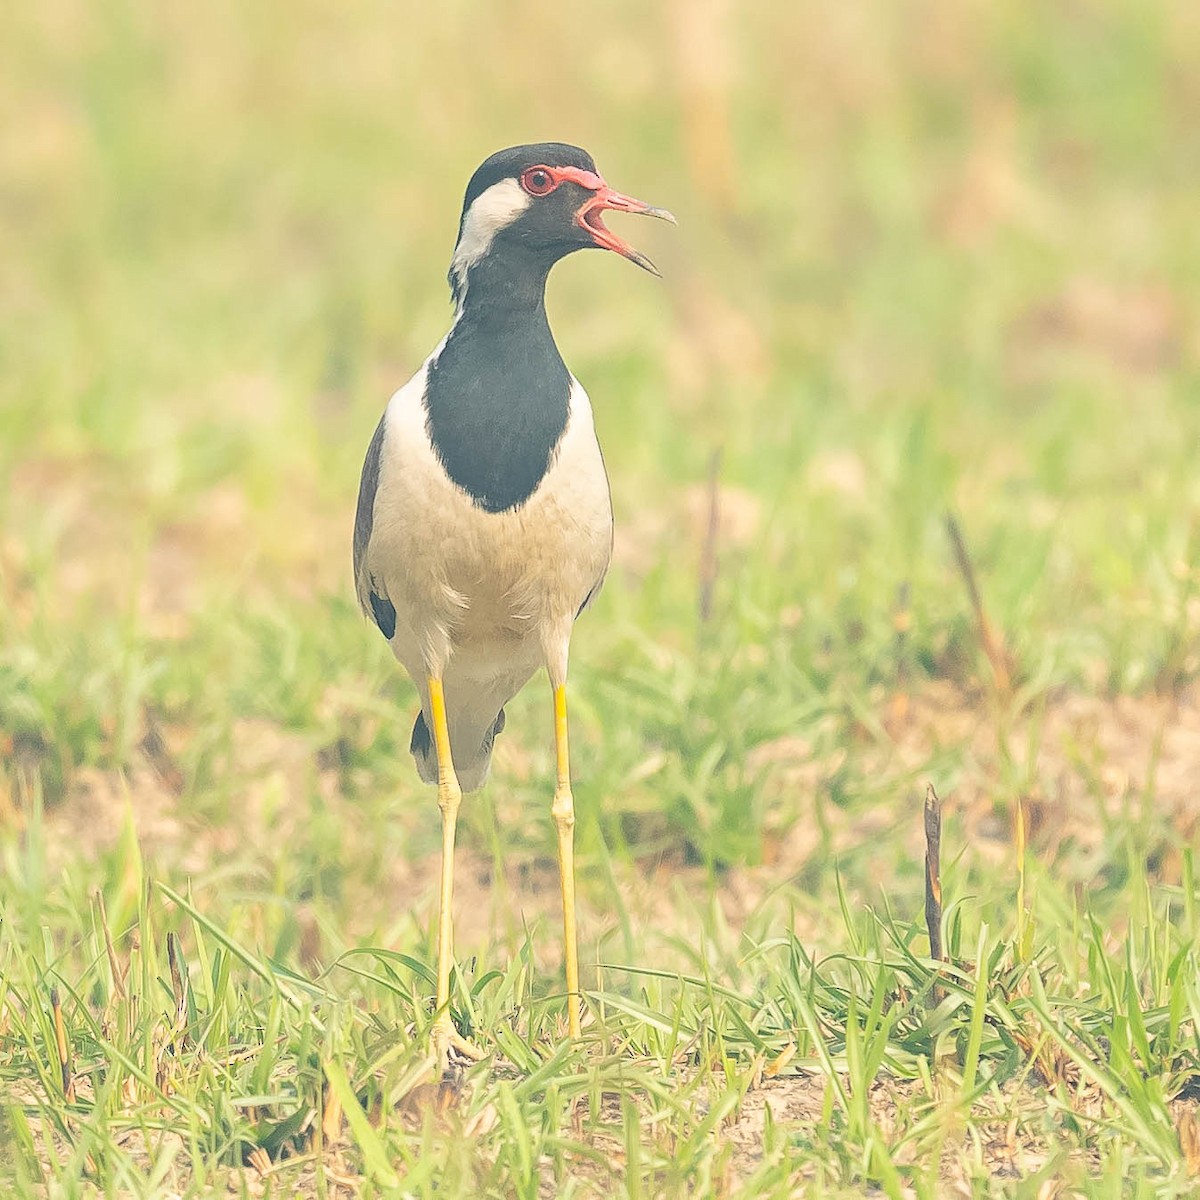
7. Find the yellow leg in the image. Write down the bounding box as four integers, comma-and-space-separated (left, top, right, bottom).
552, 683, 582, 1038
427, 677, 482, 1070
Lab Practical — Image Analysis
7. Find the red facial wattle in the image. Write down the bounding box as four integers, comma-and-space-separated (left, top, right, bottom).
518, 164, 676, 274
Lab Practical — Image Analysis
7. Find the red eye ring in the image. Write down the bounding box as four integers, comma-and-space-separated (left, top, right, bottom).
520, 166, 558, 197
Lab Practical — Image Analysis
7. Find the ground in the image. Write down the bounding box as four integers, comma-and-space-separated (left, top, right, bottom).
3, 1, 1200, 1196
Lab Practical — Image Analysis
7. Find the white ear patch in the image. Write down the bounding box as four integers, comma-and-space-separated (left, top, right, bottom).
450, 178, 531, 297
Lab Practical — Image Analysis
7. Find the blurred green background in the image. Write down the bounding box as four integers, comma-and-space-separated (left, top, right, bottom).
5, 2, 1200, 1193
2, 0, 1199, 925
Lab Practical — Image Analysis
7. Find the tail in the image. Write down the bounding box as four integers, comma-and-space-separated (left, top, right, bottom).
410, 707, 506, 793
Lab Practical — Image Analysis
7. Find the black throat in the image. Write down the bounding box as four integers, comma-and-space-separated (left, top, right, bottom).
424, 248, 571, 514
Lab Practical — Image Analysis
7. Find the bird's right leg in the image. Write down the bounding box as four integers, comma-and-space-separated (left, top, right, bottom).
426, 675, 483, 1071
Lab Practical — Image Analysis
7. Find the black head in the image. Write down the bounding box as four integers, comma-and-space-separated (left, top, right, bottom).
460, 143, 599, 215
448, 142, 674, 304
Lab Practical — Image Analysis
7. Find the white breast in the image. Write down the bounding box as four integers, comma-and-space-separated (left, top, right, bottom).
364, 366, 613, 680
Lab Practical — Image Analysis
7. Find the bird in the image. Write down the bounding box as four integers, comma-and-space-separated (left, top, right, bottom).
352, 143, 673, 1064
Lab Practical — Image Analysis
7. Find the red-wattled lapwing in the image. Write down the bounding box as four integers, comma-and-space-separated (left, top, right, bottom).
353, 144, 672, 1062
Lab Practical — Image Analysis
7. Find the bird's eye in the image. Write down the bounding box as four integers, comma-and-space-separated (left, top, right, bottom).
520, 167, 557, 197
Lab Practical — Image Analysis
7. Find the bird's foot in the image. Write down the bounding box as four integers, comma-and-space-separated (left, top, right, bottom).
432, 1018, 485, 1076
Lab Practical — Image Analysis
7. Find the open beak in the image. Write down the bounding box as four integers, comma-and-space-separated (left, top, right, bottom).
576, 185, 676, 276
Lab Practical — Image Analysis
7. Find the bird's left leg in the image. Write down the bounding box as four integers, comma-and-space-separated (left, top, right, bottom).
549, 669, 582, 1038
426, 675, 484, 1070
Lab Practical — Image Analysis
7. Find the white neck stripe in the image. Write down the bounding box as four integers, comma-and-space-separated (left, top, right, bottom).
449, 178, 531, 304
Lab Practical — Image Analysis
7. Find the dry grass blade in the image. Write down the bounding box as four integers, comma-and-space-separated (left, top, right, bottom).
924, 784, 946, 1007
765, 1042, 797, 1078
1178, 1108, 1200, 1175
945, 511, 1012, 695
166, 932, 190, 1051
1014, 787, 1031, 961
698, 447, 722, 623
94, 889, 128, 1002
463, 1101, 499, 1138
924, 784, 944, 965
246, 1146, 271, 1176
322, 1073, 343, 1145
49, 987, 76, 1104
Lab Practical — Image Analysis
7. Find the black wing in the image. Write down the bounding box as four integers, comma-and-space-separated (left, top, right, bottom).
352, 413, 397, 640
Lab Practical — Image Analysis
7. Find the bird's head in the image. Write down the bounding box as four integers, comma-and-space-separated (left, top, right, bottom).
448, 143, 674, 305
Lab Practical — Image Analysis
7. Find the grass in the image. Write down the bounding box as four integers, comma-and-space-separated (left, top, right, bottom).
3, 0, 1200, 1194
